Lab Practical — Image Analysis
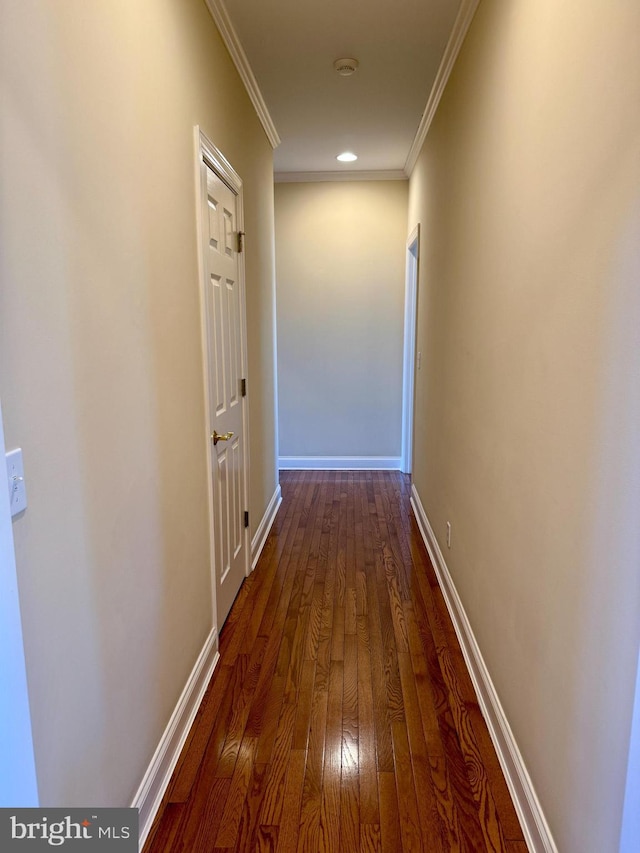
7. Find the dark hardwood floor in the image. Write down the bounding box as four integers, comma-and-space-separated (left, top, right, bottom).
144, 471, 527, 852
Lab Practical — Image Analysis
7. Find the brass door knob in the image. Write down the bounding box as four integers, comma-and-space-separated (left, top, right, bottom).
212, 430, 234, 446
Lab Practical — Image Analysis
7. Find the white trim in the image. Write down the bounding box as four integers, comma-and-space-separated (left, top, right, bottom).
404, 0, 480, 176
251, 484, 282, 569
0, 401, 39, 807
401, 225, 420, 474
278, 457, 402, 471
198, 131, 243, 192
409, 484, 557, 853
132, 629, 219, 849
203, 0, 280, 149
620, 644, 640, 852
194, 129, 219, 631
275, 170, 407, 184
271, 186, 281, 497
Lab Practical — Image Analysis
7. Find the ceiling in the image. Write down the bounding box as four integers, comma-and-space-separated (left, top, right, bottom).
209, 0, 475, 177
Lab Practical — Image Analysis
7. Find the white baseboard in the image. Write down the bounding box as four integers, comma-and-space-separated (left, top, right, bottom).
410, 485, 557, 853
278, 456, 402, 471
251, 483, 282, 569
132, 628, 220, 849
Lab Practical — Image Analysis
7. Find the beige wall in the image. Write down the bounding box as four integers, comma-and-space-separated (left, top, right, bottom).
408, 1, 640, 850
0, 0, 277, 806
275, 180, 408, 460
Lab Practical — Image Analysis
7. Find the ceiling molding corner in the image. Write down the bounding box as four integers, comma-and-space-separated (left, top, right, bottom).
204, 0, 281, 149
404, 0, 480, 176
275, 169, 408, 184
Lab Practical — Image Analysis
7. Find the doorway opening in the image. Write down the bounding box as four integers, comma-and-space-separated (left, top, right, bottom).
401, 224, 420, 475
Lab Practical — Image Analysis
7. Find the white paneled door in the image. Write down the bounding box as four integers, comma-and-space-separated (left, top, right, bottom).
198, 138, 249, 629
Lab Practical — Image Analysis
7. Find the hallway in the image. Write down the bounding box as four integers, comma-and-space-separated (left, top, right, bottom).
144, 471, 526, 852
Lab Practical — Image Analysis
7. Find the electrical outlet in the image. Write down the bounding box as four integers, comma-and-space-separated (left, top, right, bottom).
6, 448, 27, 517
446, 521, 451, 548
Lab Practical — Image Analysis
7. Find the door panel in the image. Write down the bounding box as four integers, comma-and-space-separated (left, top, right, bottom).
203, 163, 247, 628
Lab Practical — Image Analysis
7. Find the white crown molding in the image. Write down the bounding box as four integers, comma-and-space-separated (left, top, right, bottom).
410, 484, 558, 853
204, 0, 281, 149
404, 0, 481, 176
275, 170, 407, 183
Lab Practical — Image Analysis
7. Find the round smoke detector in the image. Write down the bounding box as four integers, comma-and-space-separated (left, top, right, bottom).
333, 58, 359, 77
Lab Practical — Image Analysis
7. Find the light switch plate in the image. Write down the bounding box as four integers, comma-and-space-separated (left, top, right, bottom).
6, 448, 27, 517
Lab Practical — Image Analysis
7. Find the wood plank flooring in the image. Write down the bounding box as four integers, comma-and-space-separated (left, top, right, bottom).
144, 471, 527, 852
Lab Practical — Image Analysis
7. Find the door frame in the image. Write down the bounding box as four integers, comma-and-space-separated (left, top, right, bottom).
401, 224, 420, 475
0, 400, 39, 805
194, 127, 251, 630
621, 645, 640, 851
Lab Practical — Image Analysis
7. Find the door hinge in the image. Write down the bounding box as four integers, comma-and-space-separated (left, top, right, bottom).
237, 230, 245, 253
241, 378, 247, 397
244, 511, 249, 529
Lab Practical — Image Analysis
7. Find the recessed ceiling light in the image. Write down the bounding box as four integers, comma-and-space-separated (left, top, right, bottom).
337, 152, 358, 162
